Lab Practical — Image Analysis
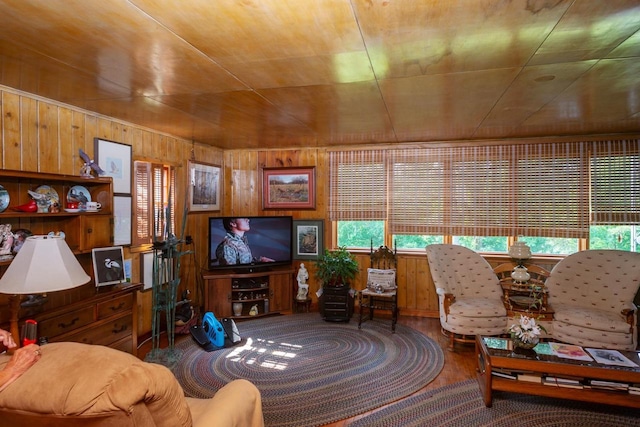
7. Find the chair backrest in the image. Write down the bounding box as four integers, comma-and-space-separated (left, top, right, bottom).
370, 245, 397, 270
546, 250, 640, 311
425, 244, 500, 298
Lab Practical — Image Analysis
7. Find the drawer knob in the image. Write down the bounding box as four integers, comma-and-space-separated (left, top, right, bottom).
112, 324, 127, 334
110, 302, 125, 311
58, 317, 80, 329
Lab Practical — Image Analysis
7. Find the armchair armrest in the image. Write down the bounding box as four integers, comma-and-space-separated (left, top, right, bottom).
621, 307, 636, 332
436, 288, 455, 318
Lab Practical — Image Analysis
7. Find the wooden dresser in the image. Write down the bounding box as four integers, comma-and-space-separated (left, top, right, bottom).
26, 283, 141, 355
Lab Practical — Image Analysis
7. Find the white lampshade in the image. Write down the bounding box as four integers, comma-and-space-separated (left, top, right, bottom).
0, 235, 90, 294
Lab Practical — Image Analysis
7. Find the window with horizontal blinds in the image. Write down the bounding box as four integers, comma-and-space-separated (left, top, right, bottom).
388, 148, 446, 235
132, 160, 176, 247
328, 150, 387, 221
133, 161, 151, 246
590, 138, 640, 224
332, 138, 638, 241
388, 143, 588, 238
514, 142, 589, 238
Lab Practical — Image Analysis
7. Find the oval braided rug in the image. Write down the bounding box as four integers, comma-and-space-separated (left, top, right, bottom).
349, 380, 640, 427
172, 313, 444, 427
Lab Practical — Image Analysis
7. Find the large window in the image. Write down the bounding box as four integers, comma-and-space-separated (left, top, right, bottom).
331, 138, 639, 254
132, 161, 176, 247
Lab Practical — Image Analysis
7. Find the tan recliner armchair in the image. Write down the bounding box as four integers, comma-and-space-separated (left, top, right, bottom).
546, 249, 640, 351
0, 342, 264, 427
426, 244, 507, 349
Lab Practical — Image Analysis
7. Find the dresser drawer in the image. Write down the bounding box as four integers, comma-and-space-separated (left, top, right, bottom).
97, 294, 133, 320
64, 315, 133, 347
39, 306, 95, 339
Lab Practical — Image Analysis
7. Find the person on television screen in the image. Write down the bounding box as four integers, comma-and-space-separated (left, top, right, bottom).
215, 218, 275, 265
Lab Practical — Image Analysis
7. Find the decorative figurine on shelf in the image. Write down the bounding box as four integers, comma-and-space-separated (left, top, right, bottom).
27, 190, 53, 213
249, 304, 259, 316
296, 263, 310, 301
0, 224, 14, 261
79, 148, 106, 178
11, 199, 37, 213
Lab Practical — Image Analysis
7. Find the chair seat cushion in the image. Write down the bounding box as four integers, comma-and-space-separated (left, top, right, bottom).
554, 305, 632, 333
448, 297, 507, 318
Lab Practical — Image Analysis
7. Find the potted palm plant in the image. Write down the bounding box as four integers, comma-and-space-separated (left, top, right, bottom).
314, 246, 359, 288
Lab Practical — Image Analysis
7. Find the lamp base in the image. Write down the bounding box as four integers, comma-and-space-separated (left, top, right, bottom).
8, 294, 21, 354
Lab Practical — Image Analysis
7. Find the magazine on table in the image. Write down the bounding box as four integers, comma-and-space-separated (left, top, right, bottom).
549, 343, 593, 361
586, 348, 638, 368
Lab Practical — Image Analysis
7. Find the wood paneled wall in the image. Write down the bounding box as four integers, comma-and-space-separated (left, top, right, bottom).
0, 86, 225, 336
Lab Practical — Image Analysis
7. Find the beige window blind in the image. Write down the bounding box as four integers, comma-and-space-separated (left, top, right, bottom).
328, 150, 387, 221
590, 138, 640, 225
331, 139, 637, 239
388, 143, 588, 238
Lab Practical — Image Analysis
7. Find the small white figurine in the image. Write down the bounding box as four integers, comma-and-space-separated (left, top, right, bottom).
296, 263, 310, 301
249, 304, 259, 316
0, 224, 14, 260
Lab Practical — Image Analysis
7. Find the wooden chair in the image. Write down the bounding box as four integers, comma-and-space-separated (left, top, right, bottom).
358, 245, 399, 332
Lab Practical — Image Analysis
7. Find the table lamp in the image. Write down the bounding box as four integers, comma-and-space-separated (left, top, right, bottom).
508, 240, 532, 284
0, 235, 90, 348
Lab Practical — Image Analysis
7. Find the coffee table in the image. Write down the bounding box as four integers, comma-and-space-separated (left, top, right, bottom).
476, 335, 640, 408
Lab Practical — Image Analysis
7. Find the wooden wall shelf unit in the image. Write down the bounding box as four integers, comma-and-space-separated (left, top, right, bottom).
0, 170, 138, 355
202, 266, 294, 319
0, 169, 114, 254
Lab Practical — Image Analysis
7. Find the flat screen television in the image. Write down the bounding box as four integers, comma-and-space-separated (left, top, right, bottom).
208, 216, 293, 272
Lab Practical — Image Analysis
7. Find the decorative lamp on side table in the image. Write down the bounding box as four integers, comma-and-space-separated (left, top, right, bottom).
0, 236, 90, 350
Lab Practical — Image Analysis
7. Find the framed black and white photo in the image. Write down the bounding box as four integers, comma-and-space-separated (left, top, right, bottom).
94, 138, 132, 195
113, 195, 132, 245
189, 160, 221, 212
293, 219, 324, 260
92, 246, 125, 287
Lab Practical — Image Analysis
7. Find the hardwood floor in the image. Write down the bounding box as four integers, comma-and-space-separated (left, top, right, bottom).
138, 316, 477, 426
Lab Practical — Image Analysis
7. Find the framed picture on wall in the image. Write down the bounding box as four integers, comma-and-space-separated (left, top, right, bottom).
94, 138, 132, 195
262, 167, 316, 210
293, 219, 324, 260
92, 246, 125, 287
189, 160, 221, 212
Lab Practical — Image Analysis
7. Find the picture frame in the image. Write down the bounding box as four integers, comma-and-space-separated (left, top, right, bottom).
293, 219, 324, 260
94, 138, 132, 195
92, 246, 125, 287
262, 167, 316, 210
113, 195, 132, 245
189, 160, 222, 212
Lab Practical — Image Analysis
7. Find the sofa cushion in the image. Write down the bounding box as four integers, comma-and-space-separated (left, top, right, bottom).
0, 342, 192, 427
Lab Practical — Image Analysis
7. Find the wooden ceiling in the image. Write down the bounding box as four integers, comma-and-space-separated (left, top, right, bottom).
1, 0, 639, 150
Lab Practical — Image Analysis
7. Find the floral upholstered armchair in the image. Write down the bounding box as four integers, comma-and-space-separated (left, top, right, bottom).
425, 244, 507, 350
546, 249, 640, 351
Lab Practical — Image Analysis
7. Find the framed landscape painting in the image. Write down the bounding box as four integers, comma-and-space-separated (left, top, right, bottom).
262, 167, 316, 210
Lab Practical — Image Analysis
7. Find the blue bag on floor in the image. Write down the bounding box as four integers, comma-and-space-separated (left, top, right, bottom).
202, 311, 225, 349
